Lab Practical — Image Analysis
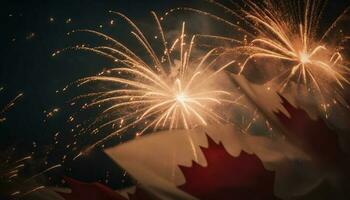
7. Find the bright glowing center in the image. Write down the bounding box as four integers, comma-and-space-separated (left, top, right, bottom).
176, 93, 187, 103
299, 52, 310, 64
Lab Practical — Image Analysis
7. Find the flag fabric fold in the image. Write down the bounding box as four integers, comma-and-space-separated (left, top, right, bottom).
56, 76, 349, 200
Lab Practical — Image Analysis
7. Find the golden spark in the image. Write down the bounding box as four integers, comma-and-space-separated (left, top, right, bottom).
66, 12, 238, 150
236, 0, 349, 90
0, 92, 24, 123
178, 0, 350, 114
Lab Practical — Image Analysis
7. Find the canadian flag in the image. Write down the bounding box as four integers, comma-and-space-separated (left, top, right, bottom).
55, 76, 350, 200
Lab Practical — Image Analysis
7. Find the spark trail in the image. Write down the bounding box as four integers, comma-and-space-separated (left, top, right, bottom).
176, 0, 350, 115
61, 11, 239, 152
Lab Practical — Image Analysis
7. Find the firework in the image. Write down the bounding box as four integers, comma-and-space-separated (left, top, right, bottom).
178, 0, 350, 114
65, 12, 238, 150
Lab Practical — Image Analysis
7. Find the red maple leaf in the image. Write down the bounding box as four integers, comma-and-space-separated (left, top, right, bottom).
58, 177, 127, 200
274, 95, 344, 165
178, 135, 279, 200
58, 177, 152, 200
127, 187, 154, 200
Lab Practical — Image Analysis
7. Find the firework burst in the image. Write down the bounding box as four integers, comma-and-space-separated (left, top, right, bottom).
177, 0, 350, 114
64, 12, 238, 150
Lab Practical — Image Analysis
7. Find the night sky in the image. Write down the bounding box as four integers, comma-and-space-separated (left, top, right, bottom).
0, 0, 201, 196
1, 0, 196, 147
1, 0, 349, 199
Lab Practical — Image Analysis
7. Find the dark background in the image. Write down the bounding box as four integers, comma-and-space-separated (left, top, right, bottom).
0, 0, 349, 198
